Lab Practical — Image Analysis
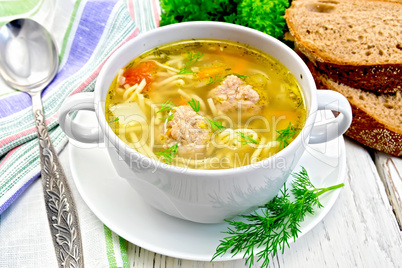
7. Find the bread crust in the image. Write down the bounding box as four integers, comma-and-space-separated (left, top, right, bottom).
309, 63, 402, 157
315, 62, 401, 94
285, 0, 402, 65
296, 42, 402, 94
285, 0, 402, 94
344, 105, 402, 156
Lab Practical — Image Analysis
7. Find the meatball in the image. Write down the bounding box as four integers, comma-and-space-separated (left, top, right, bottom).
208, 75, 260, 112
164, 105, 210, 156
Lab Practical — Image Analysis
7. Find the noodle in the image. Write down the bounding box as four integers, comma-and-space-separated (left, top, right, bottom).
117, 68, 124, 87
150, 60, 180, 73
128, 132, 157, 159
177, 89, 191, 100
155, 72, 171, 77
126, 79, 147, 103
123, 134, 147, 156
119, 124, 142, 133
207, 98, 218, 116
144, 98, 153, 107
165, 55, 188, 66
215, 128, 259, 150
123, 84, 138, 101
105, 39, 306, 169
137, 93, 145, 112
150, 114, 155, 150
135, 79, 147, 94
153, 74, 190, 88
251, 137, 266, 162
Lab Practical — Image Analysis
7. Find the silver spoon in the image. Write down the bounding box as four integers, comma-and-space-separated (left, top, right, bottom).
0, 19, 84, 267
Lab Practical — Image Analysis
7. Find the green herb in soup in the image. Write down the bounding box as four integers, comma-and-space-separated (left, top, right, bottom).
105, 39, 306, 169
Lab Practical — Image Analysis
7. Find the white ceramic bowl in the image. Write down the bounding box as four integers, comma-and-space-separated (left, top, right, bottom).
59, 21, 352, 223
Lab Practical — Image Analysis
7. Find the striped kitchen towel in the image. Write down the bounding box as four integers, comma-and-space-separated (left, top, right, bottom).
0, 0, 159, 267
0, 0, 160, 216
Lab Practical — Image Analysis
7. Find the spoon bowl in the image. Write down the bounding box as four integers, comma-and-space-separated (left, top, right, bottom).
0, 18, 84, 267
0, 18, 58, 93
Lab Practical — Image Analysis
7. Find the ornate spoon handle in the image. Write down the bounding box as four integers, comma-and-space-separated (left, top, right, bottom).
32, 93, 84, 268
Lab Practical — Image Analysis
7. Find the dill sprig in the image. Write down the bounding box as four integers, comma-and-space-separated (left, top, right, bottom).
212, 167, 344, 267
237, 132, 259, 145
178, 51, 203, 74
207, 74, 224, 85
276, 122, 300, 150
207, 73, 246, 85
188, 98, 200, 112
232, 73, 247, 79
159, 112, 174, 122
109, 117, 119, 123
205, 118, 226, 133
157, 100, 175, 113
155, 143, 179, 164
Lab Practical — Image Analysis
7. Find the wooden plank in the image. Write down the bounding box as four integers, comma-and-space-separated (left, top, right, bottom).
269, 138, 402, 268
126, 139, 402, 267
127, 243, 247, 267
374, 151, 402, 229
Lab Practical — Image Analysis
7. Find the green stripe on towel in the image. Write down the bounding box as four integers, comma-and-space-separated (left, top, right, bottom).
119, 236, 129, 268
59, 0, 83, 64
104, 225, 118, 268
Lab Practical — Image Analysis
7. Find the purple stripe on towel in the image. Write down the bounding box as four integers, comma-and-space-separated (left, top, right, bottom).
43, 0, 117, 95
0, 92, 31, 119
0, 172, 40, 214
0, 0, 116, 118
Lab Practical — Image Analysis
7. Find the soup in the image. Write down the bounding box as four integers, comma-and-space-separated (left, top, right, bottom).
105, 39, 306, 169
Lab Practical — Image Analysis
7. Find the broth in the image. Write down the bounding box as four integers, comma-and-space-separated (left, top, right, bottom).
105, 39, 306, 169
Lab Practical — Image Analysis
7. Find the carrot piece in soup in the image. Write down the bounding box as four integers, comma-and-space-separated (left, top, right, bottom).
197, 66, 228, 79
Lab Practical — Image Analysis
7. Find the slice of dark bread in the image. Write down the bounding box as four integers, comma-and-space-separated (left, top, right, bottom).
307, 62, 402, 156
285, 0, 402, 94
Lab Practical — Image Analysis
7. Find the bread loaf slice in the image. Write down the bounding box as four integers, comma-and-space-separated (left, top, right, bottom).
285, 0, 402, 94
308, 62, 402, 156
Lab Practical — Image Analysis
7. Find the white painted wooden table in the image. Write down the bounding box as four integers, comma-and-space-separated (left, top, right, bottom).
2, 130, 400, 267
121, 138, 402, 268
58, 137, 402, 268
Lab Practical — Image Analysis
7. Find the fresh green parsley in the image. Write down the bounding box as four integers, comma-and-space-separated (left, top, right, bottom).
276, 123, 300, 150
212, 166, 344, 267
159, 0, 290, 40
237, 132, 259, 145
188, 98, 200, 112
155, 143, 179, 164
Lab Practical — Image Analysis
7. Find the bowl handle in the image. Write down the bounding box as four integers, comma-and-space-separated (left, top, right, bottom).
58, 92, 102, 143
309, 90, 352, 144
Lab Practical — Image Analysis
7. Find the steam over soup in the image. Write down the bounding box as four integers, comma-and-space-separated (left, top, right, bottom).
105, 39, 306, 169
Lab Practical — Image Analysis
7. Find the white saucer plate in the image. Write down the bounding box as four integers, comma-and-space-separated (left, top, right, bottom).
69, 111, 346, 261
